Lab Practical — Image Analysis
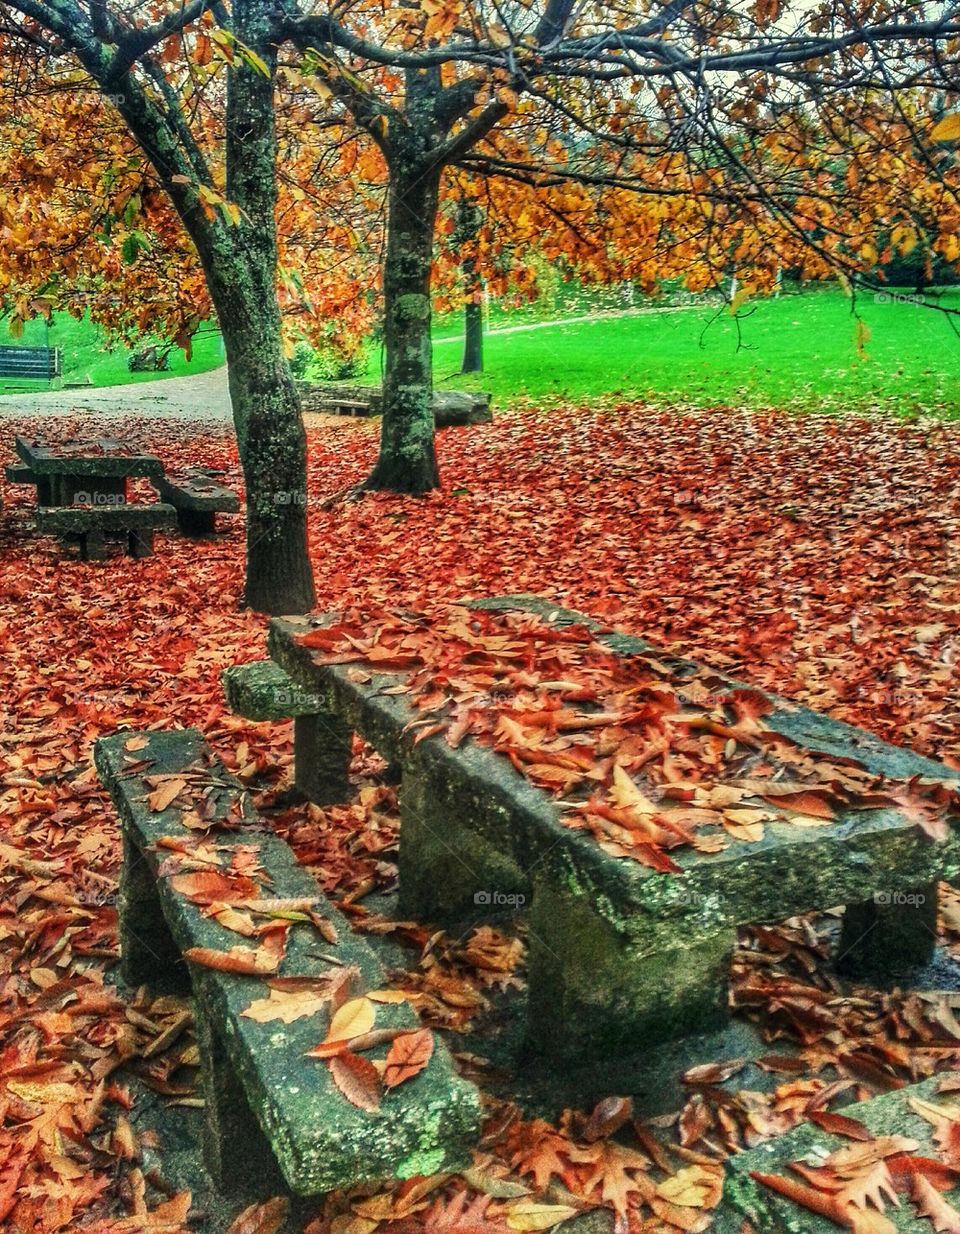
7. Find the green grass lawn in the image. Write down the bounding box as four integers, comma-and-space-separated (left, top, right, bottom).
366, 285, 960, 417
0, 312, 224, 392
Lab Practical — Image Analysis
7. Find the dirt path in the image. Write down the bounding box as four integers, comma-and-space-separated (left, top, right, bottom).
0, 365, 233, 422
432, 302, 696, 345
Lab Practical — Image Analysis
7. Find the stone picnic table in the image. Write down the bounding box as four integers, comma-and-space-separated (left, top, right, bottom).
15, 433, 164, 507
242, 595, 960, 1064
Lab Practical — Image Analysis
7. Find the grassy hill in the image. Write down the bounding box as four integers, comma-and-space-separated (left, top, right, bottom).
0, 312, 224, 392
365, 285, 960, 418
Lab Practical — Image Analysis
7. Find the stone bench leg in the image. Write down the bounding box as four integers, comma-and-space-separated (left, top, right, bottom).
193, 999, 284, 1195
81, 530, 108, 562
118, 831, 186, 990
837, 883, 937, 979
397, 768, 527, 923
128, 529, 155, 559
525, 879, 735, 1061
177, 509, 216, 537
293, 712, 352, 805
36, 477, 53, 506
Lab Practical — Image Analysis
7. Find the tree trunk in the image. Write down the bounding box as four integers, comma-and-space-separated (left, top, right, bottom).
364, 163, 441, 492
462, 259, 484, 374
215, 0, 315, 613
365, 68, 442, 494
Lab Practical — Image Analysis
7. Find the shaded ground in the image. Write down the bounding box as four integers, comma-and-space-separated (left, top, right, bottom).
3, 404, 960, 1232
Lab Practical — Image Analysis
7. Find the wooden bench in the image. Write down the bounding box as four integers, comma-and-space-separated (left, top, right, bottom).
154, 470, 240, 536
262, 594, 960, 1064
0, 343, 61, 382
36, 503, 176, 560
716, 1074, 960, 1232
94, 728, 480, 1196
221, 661, 350, 805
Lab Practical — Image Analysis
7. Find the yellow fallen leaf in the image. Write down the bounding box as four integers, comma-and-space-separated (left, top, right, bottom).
242, 987, 331, 1025
325, 997, 376, 1044
655, 1165, 724, 1210
506, 1202, 579, 1231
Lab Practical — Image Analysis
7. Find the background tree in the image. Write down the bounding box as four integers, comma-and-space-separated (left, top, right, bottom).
0, 0, 317, 614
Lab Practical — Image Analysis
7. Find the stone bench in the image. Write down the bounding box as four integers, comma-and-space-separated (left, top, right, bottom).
154, 470, 240, 536
36, 503, 176, 560
4, 461, 50, 504
716, 1074, 960, 1232
296, 383, 493, 426
94, 728, 480, 1197
221, 661, 351, 805
265, 595, 960, 1064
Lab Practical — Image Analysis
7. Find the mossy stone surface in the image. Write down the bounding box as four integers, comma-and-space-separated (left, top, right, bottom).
221, 661, 328, 721
715, 1075, 960, 1233
94, 728, 481, 1195
37, 503, 176, 534
157, 473, 240, 513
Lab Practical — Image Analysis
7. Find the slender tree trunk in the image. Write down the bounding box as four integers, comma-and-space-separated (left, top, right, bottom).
216, 0, 315, 613
364, 162, 441, 492
462, 258, 484, 374
365, 68, 442, 494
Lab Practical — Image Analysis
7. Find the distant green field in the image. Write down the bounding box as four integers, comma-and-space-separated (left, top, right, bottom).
365, 285, 960, 418
0, 312, 224, 391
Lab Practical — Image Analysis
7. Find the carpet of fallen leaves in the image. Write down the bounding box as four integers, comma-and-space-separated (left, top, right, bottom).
3, 403, 960, 1234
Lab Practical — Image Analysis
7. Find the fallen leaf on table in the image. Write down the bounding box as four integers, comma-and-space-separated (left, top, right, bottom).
383, 1028, 434, 1088
329, 1051, 382, 1111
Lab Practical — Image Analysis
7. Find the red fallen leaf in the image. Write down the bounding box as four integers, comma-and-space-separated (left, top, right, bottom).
225, 1197, 290, 1234
750, 1171, 850, 1225
760, 790, 836, 819
383, 1028, 435, 1088
887, 1154, 960, 1193
329, 1050, 382, 1111
807, 1109, 872, 1140
184, 944, 280, 976
579, 1095, 633, 1142
169, 871, 259, 905
912, 1174, 960, 1232
683, 1059, 748, 1085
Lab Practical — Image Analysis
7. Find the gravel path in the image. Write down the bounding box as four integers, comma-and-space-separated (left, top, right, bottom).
0, 365, 233, 422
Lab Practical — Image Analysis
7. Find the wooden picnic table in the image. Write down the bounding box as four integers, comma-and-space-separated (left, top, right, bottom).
15, 434, 164, 507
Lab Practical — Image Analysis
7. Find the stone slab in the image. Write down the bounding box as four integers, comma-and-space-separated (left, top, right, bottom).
221, 661, 327, 721
94, 728, 481, 1195
156, 472, 240, 513
36, 503, 177, 534
715, 1075, 960, 1233
268, 609, 960, 956
16, 434, 164, 479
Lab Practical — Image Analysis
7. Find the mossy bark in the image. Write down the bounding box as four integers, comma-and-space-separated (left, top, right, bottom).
365, 69, 442, 494
88, 0, 315, 615
210, 0, 315, 614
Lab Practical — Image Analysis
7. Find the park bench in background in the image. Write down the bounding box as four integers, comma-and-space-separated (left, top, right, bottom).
0, 343, 61, 385
94, 728, 480, 1196
257, 594, 960, 1065
154, 468, 240, 536
297, 382, 494, 426
36, 503, 176, 560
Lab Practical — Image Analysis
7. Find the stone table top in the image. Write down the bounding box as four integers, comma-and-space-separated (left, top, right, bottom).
15, 434, 164, 478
